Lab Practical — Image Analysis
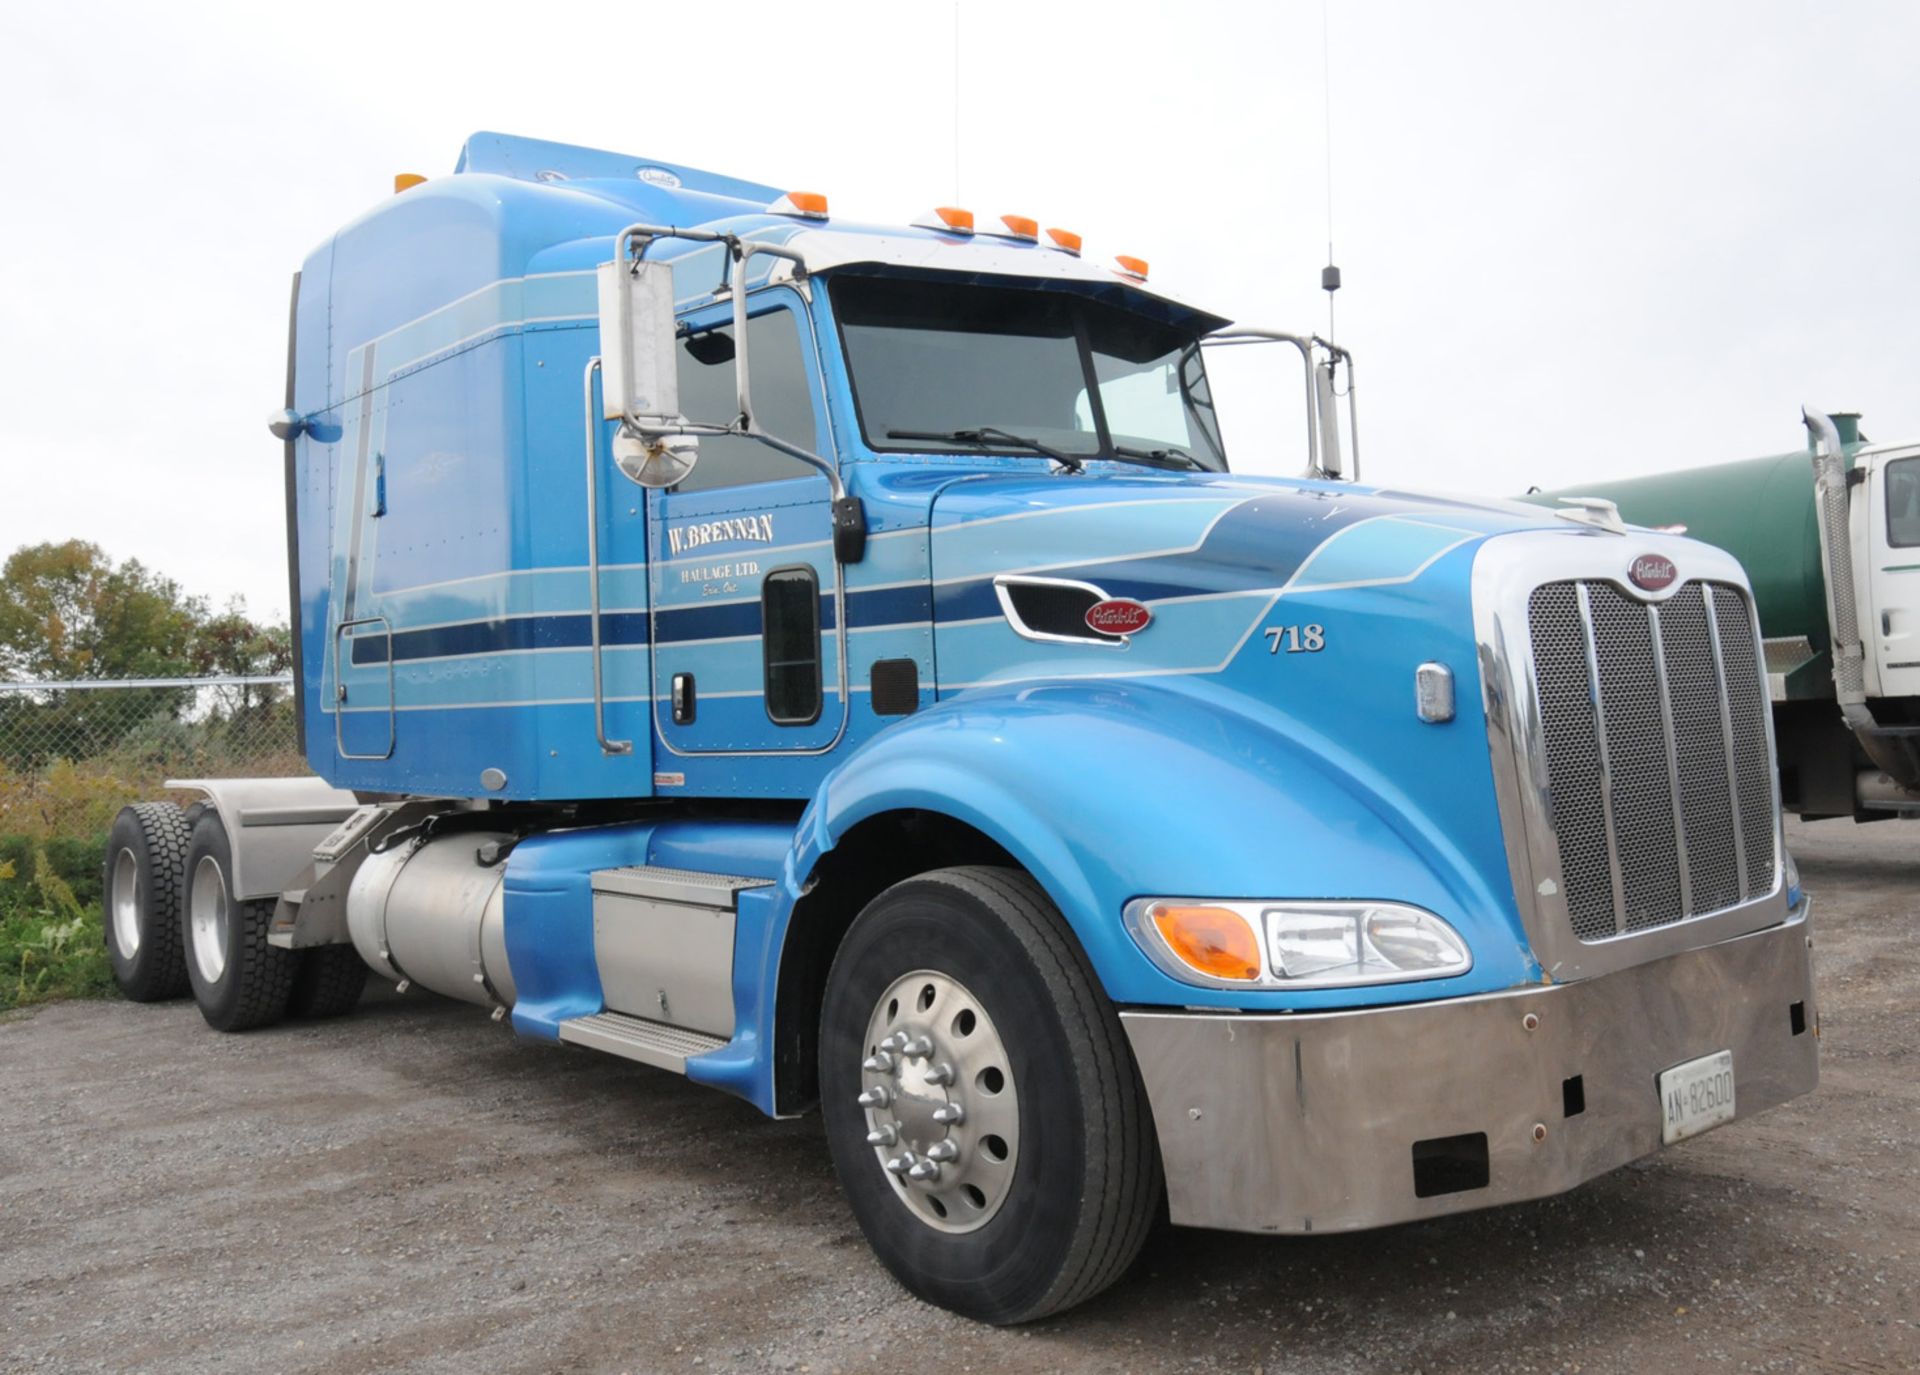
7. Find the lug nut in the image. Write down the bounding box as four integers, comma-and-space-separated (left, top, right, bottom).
879, 1032, 909, 1053
901, 1035, 934, 1060
884, 1154, 912, 1175
931, 1103, 966, 1126
926, 1141, 959, 1163
906, 1160, 942, 1183
866, 1124, 899, 1147
862, 1051, 896, 1073
857, 1086, 891, 1109
924, 1062, 956, 1087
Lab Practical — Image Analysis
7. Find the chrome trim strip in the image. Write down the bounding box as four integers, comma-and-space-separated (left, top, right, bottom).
1702, 584, 1750, 902
1645, 600, 1694, 917
1574, 583, 1630, 936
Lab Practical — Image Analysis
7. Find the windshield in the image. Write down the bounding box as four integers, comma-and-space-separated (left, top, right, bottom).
830, 273, 1227, 470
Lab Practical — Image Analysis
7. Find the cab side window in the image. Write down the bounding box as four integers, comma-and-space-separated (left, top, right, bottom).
674, 309, 819, 492
1888, 458, 1920, 548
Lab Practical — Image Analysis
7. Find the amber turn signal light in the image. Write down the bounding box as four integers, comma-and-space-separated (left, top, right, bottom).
1149, 904, 1262, 982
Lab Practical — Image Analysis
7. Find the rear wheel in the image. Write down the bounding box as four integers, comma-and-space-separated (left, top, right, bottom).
287, 945, 369, 1020
819, 866, 1161, 1324
182, 811, 296, 1032
102, 803, 193, 1002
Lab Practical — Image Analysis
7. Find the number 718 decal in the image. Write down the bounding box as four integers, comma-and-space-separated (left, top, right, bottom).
1263, 623, 1326, 654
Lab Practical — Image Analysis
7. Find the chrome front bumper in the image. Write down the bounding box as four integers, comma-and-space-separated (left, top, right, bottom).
1120, 909, 1819, 1235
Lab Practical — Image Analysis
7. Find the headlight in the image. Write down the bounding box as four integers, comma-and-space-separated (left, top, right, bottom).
1783, 849, 1803, 909
1126, 899, 1473, 990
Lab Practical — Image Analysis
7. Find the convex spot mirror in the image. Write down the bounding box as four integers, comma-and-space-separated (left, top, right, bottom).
613, 429, 699, 489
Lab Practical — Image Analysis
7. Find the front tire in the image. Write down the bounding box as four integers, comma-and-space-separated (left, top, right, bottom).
102, 803, 193, 1002
819, 866, 1161, 1324
182, 810, 295, 1032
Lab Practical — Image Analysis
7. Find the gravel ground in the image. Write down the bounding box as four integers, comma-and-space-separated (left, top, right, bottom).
2, 815, 1915, 1375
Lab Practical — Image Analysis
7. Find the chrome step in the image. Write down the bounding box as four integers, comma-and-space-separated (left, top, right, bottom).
557, 1011, 728, 1074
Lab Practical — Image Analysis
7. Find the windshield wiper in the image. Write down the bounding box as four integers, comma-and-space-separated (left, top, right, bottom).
1110, 443, 1203, 470
886, 426, 1086, 474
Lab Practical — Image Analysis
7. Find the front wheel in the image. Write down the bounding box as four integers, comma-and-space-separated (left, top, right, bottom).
819, 867, 1161, 1324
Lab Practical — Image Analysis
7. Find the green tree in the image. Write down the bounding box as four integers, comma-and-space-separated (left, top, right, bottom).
193, 605, 294, 720
0, 541, 205, 681
0, 542, 207, 766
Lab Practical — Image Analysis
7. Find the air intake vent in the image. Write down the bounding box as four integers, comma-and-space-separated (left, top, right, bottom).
993, 577, 1123, 645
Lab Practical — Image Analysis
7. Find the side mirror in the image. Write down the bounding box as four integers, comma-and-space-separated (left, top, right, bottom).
1314, 361, 1343, 479
613, 430, 699, 489
597, 257, 681, 427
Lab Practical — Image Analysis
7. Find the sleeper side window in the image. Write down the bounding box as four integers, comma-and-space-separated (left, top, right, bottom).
674, 308, 819, 492
1887, 457, 1920, 549
762, 566, 822, 725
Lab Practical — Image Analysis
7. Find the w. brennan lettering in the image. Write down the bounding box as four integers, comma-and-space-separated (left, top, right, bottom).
667, 513, 776, 555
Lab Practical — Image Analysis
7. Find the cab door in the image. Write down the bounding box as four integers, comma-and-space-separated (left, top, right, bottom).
646, 292, 847, 756
1867, 448, 1920, 698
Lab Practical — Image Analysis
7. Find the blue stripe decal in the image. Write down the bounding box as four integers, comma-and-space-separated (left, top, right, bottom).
350, 586, 926, 666
352, 613, 650, 665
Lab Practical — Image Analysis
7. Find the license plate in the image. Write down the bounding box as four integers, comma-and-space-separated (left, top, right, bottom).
1659, 1050, 1736, 1144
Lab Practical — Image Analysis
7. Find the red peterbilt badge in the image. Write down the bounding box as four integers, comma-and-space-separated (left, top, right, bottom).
1085, 598, 1152, 636
1630, 554, 1678, 592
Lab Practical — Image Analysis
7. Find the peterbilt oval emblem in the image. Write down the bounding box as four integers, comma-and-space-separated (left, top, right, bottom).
1630, 554, 1678, 592
1086, 598, 1152, 636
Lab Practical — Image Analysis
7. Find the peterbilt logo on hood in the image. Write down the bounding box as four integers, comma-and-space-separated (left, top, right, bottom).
1629, 554, 1678, 592
1086, 598, 1152, 636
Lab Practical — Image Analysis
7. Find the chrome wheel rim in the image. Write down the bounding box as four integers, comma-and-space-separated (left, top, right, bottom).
110, 848, 140, 958
188, 855, 229, 985
858, 969, 1020, 1234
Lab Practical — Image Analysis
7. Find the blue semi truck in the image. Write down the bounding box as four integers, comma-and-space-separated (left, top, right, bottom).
103, 132, 1818, 1322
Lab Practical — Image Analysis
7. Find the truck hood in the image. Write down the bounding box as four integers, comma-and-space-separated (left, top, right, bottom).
926, 470, 1555, 692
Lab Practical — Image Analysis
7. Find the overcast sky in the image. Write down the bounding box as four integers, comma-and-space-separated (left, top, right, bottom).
3, 0, 1915, 625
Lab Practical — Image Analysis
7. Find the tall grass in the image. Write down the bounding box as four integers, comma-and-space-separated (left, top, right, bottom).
0, 738, 306, 1012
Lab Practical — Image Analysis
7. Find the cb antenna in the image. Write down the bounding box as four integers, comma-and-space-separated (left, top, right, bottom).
1319, 0, 1340, 341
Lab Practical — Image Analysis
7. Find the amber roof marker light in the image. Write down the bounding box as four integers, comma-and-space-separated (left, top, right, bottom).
769, 191, 830, 219
913, 206, 977, 234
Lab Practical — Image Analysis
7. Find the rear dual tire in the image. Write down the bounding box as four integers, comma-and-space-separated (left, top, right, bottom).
182, 810, 298, 1032
103, 803, 193, 1002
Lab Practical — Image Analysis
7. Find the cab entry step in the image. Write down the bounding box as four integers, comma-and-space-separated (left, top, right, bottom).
558, 1011, 728, 1073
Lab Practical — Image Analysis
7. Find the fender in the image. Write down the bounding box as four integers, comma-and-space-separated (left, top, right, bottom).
783, 676, 1540, 1016
163, 776, 359, 901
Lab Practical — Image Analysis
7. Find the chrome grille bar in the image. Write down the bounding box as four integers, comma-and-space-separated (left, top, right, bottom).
1702, 584, 1750, 902
1645, 601, 1694, 918
1575, 583, 1630, 938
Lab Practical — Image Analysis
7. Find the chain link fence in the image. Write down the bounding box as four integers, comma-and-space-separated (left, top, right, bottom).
0, 676, 305, 848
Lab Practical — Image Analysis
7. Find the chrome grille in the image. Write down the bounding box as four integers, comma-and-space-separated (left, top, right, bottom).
1526, 579, 1775, 941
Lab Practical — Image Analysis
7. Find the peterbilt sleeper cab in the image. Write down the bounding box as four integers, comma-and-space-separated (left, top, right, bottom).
102, 132, 1818, 1324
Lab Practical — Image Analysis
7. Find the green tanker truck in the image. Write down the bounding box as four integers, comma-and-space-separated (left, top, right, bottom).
1530, 408, 1920, 822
